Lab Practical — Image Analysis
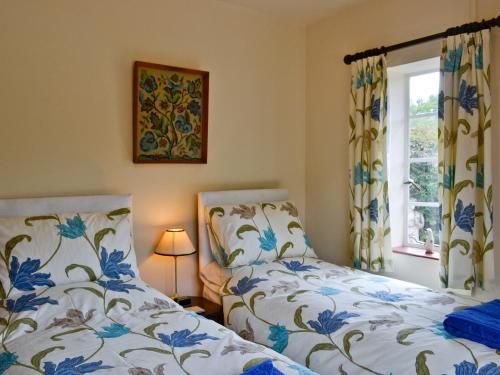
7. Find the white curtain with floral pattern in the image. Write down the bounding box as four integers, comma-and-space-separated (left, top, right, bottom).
348, 55, 392, 272
438, 29, 495, 291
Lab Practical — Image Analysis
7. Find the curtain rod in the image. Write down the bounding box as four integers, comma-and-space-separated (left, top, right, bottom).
343, 15, 500, 65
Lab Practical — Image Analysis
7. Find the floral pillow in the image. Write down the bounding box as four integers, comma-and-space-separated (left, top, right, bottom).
205, 200, 316, 268
0, 208, 139, 297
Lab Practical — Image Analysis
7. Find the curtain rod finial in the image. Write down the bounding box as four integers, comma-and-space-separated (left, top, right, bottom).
344, 55, 352, 65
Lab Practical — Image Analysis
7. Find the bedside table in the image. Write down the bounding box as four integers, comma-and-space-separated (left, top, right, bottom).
185, 296, 223, 325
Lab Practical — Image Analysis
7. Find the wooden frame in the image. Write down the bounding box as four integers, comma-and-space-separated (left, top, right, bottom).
133, 61, 209, 163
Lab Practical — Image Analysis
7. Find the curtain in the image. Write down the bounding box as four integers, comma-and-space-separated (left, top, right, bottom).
438, 29, 494, 291
349, 55, 392, 272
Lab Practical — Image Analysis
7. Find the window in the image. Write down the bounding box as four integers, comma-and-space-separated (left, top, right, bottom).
388, 57, 440, 249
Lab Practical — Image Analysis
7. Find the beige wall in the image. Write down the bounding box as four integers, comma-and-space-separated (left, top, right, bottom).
306, 0, 500, 292
0, 0, 306, 296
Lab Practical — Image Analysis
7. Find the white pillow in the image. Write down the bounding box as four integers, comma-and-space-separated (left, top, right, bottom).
205, 200, 316, 268
0, 208, 139, 297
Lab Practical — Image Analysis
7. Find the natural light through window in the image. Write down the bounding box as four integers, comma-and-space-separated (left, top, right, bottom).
388, 57, 440, 250
408, 72, 440, 246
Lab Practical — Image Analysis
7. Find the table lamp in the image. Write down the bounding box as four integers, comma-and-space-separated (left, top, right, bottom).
155, 228, 196, 306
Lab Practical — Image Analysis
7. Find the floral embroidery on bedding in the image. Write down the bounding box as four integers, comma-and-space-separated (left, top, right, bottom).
206, 201, 316, 268
0, 208, 315, 374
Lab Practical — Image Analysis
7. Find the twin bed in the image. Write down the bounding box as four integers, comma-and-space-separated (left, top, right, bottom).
197, 189, 500, 374
0, 194, 309, 375
0, 190, 498, 374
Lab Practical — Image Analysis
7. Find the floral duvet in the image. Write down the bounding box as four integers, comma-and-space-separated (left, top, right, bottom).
222, 257, 500, 375
0, 279, 314, 374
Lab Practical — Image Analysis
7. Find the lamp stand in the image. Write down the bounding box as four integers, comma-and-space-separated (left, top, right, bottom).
172, 256, 180, 300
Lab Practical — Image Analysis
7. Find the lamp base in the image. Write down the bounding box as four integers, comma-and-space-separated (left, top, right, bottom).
174, 296, 192, 307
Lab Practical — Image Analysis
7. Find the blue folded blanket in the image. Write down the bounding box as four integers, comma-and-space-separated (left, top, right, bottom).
443, 299, 500, 349
240, 360, 284, 375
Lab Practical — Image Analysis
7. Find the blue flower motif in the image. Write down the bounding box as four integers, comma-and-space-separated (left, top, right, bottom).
356, 70, 365, 89
438, 90, 445, 120
140, 75, 157, 93
444, 166, 455, 189
454, 199, 475, 234
175, 115, 193, 134
97, 280, 145, 293
304, 234, 312, 248
366, 69, 373, 85
353, 259, 362, 269
241, 359, 284, 375
6, 293, 58, 313
9, 256, 55, 291
100, 247, 135, 279
187, 100, 201, 117
44, 356, 112, 375
282, 260, 319, 272
354, 163, 363, 185
258, 228, 277, 251
140, 131, 158, 152
167, 75, 182, 93
56, 216, 86, 239
452, 360, 499, 375
268, 324, 288, 353
0, 352, 17, 374
431, 321, 454, 340
475, 44, 483, 70
366, 290, 410, 302
369, 198, 378, 223
458, 80, 478, 116
230, 276, 267, 296
307, 310, 359, 335
158, 329, 218, 348
368, 276, 388, 283
371, 97, 381, 122
444, 46, 463, 73
139, 91, 145, 105
287, 364, 317, 375
476, 165, 484, 189
95, 323, 130, 339
316, 287, 341, 296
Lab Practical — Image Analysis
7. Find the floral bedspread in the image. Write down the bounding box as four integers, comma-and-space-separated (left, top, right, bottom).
222, 257, 500, 375
0, 279, 314, 374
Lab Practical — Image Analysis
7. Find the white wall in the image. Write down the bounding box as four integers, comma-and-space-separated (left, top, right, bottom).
306, 0, 500, 294
0, 0, 306, 296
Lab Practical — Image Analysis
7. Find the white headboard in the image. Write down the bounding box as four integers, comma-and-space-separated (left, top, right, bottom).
0, 194, 132, 217
197, 188, 288, 270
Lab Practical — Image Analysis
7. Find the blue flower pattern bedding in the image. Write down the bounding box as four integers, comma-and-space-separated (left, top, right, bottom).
0, 210, 313, 375
222, 257, 500, 374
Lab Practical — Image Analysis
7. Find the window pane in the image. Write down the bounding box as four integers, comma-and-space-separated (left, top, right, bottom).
409, 161, 438, 202
407, 205, 441, 245
409, 72, 439, 116
409, 115, 438, 158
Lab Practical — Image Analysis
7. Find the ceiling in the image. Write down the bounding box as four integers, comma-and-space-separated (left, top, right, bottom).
219, 0, 363, 26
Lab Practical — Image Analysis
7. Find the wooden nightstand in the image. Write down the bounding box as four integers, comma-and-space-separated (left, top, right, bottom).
185, 296, 223, 324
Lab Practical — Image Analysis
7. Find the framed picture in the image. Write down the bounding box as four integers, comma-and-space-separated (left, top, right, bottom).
133, 61, 209, 163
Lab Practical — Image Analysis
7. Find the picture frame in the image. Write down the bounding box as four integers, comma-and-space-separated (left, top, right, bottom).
133, 61, 209, 163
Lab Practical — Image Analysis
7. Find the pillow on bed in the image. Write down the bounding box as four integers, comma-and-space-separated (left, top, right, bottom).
205, 200, 316, 268
0, 208, 139, 295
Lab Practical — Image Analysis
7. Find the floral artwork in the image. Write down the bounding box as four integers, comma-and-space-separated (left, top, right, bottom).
222, 257, 500, 374
133, 61, 208, 163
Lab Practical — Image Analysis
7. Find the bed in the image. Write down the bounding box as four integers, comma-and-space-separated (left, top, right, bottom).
0, 194, 315, 375
197, 188, 500, 375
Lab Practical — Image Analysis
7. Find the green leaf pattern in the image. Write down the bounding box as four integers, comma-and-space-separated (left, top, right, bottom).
438, 30, 494, 291
348, 55, 392, 272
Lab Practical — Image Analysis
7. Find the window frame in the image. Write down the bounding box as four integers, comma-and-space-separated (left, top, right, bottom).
403, 68, 440, 249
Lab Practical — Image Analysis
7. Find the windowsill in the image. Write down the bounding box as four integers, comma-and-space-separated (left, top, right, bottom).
393, 246, 440, 261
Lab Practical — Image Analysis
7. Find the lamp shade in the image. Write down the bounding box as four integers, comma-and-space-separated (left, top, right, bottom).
155, 228, 196, 256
